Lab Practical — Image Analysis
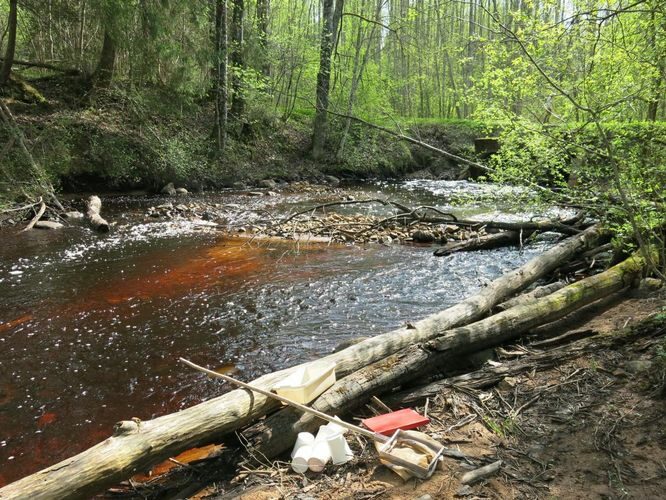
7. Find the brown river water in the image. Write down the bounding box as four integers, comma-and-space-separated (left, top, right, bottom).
0, 181, 562, 485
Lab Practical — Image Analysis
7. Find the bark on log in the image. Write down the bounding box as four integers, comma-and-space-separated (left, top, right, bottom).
434, 231, 523, 256
239, 251, 646, 462
387, 316, 664, 407
496, 281, 566, 311
0, 57, 79, 74
86, 195, 109, 232
0, 226, 604, 499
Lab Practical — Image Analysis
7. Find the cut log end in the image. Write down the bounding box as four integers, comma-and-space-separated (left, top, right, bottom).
86, 195, 110, 232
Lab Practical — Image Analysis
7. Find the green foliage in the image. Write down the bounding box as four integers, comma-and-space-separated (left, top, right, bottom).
489, 120, 568, 188
325, 117, 412, 177
486, 118, 666, 275
483, 415, 516, 437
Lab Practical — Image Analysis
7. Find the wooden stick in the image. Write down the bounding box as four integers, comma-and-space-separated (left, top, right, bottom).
460, 459, 502, 484
179, 358, 384, 442
21, 201, 45, 231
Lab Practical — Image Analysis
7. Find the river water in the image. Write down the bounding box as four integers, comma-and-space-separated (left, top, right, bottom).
0, 181, 560, 485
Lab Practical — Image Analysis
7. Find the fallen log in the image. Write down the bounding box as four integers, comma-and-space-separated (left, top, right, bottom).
423, 215, 586, 236
496, 281, 566, 311
387, 315, 665, 407
20, 201, 45, 232
281, 198, 413, 224
0, 102, 64, 211
0, 226, 603, 499
434, 231, 523, 256
0, 57, 79, 74
86, 195, 110, 232
281, 199, 584, 238
238, 250, 647, 462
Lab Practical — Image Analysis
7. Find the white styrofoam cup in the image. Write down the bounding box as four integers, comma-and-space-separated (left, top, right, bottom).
307, 440, 331, 472
327, 433, 353, 464
291, 432, 315, 458
291, 444, 312, 473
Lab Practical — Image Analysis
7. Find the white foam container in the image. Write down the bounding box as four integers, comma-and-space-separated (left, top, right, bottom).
291, 432, 315, 458
326, 432, 353, 465
307, 440, 331, 472
291, 444, 312, 473
273, 361, 336, 404
324, 416, 349, 435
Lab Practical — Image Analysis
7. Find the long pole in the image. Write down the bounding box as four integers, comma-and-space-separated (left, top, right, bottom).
179, 357, 386, 442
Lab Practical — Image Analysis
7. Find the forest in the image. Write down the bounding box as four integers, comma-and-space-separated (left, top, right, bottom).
0, 0, 664, 256
0, 0, 665, 498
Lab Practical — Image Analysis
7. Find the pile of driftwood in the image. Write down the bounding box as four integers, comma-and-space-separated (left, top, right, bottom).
260, 198, 588, 252
0, 224, 658, 499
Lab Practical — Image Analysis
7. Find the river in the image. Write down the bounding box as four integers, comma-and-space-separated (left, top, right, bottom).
0, 180, 562, 485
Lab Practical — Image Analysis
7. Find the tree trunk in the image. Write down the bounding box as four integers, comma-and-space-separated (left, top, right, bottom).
213, 0, 228, 152
240, 251, 647, 459
337, 0, 382, 159
388, 314, 663, 407
256, 0, 270, 76
230, 0, 245, 119
0, 0, 18, 86
0, 227, 604, 499
311, 0, 342, 160
93, 29, 116, 89
77, 0, 86, 70
434, 231, 523, 256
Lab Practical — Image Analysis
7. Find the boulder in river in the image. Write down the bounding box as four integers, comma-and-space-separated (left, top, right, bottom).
258, 179, 277, 189
411, 230, 435, 243
161, 182, 177, 196
323, 175, 340, 186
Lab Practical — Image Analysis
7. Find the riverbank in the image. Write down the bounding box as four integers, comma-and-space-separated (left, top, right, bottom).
205, 289, 666, 500
0, 75, 485, 203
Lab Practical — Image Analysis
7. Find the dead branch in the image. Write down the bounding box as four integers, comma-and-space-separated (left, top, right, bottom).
324, 108, 489, 172
21, 201, 45, 231
280, 198, 411, 224
0, 57, 79, 74
460, 459, 502, 485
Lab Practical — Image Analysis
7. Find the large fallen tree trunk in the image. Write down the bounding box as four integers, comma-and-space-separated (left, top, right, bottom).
0, 226, 604, 499
239, 251, 647, 460
387, 315, 665, 407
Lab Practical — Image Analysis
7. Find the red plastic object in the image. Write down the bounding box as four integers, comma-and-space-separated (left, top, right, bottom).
361, 409, 430, 436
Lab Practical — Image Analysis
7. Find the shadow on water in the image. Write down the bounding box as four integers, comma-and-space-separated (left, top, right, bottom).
0, 181, 557, 485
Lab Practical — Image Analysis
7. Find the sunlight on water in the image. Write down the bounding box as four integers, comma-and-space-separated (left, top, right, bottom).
0, 181, 558, 484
